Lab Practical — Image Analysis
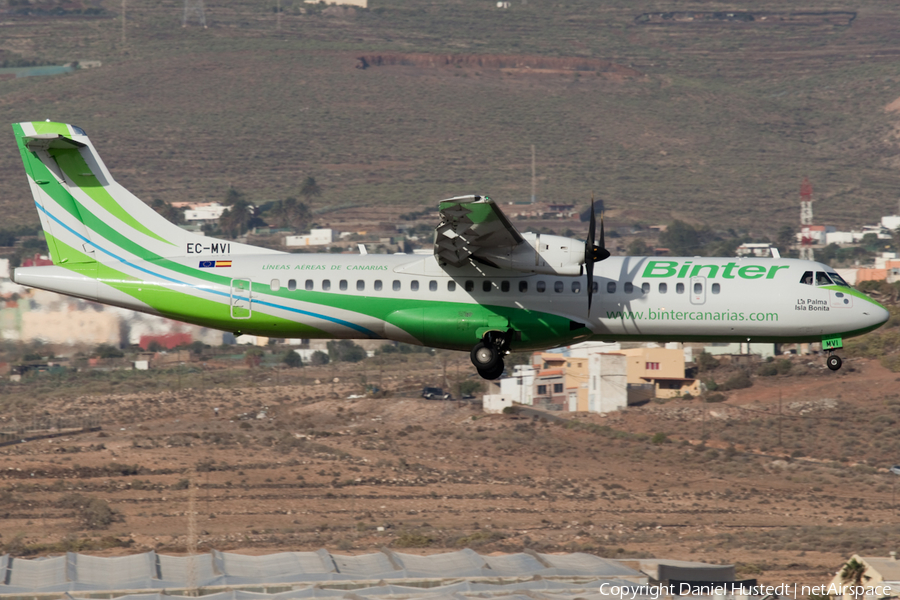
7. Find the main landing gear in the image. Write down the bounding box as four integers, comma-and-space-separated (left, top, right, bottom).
826, 353, 842, 371
471, 330, 514, 380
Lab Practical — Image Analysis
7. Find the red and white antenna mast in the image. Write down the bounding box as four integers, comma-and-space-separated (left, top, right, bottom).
799, 177, 815, 261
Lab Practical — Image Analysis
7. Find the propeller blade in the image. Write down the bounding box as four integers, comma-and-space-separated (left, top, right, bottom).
596, 210, 611, 262
586, 197, 596, 312
585, 199, 596, 262
586, 261, 594, 312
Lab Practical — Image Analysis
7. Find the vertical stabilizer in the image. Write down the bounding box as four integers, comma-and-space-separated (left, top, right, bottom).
13, 121, 278, 267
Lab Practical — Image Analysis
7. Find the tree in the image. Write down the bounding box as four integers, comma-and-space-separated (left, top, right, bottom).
93, 344, 124, 359
659, 220, 702, 256
219, 200, 253, 238
300, 176, 322, 200
776, 224, 796, 255
627, 239, 650, 255
840, 558, 870, 600
695, 351, 719, 372
151, 199, 184, 224
282, 349, 302, 368
224, 186, 245, 206
310, 350, 329, 365
244, 346, 264, 368
272, 196, 312, 231
327, 339, 367, 363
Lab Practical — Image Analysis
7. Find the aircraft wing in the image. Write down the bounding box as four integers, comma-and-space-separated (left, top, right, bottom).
433, 195, 525, 267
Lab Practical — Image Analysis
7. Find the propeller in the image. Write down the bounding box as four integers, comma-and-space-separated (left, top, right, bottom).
584, 196, 611, 312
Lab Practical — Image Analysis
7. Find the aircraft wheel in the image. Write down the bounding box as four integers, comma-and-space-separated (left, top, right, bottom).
471, 341, 501, 371
826, 354, 842, 371
477, 361, 505, 380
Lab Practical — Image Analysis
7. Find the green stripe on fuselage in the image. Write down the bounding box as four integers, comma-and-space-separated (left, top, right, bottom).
48, 235, 331, 338
823, 285, 886, 308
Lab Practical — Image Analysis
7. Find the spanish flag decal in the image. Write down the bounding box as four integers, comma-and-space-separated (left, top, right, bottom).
199, 260, 233, 268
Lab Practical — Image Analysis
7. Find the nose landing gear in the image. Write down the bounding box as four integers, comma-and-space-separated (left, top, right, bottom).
471, 330, 514, 380
826, 353, 842, 371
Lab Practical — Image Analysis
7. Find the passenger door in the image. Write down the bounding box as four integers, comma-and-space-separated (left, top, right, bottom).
230, 278, 252, 319
690, 276, 706, 305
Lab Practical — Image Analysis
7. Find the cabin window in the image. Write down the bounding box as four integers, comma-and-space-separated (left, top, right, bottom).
429, 280, 437, 292
271, 279, 280, 291
712, 283, 721, 294
676, 282, 684, 294
374, 280, 383, 291
624, 282, 633, 294
288, 279, 297, 291
483, 281, 492, 292
411, 280, 419, 292
607, 282, 616, 294
305, 279, 313, 291
799, 271, 814, 285
465, 280, 474, 292
519, 281, 528, 293
357, 280, 365, 291
392, 280, 401, 291
642, 282, 650, 294
448, 281, 456, 292
537, 281, 546, 293
572, 281, 581, 293
592, 281, 598, 293
829, 272, 850, 287
815, 271, 834, 286
659, 282, 667, 293
339, 280, 348, 291
322, 279, 331, 291
554, 281, 564, 293
501, 280, 510, 292
694, 282, 702, 294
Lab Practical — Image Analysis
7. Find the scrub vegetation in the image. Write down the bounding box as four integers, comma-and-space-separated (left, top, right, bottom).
0, 0, 899, 236
2, 352, 900, 586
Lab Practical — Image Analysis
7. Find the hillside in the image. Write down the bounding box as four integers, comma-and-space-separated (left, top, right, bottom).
2, 354, 900, 586
1, 1, 900, 233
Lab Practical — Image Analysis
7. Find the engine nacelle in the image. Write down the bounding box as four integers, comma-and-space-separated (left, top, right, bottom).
476, 233, 584, 276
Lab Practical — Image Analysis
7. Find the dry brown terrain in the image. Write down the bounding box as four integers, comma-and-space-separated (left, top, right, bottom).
2, 354, 900, 587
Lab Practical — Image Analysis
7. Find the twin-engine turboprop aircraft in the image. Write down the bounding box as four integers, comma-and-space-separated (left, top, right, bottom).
11, 122, 890, 378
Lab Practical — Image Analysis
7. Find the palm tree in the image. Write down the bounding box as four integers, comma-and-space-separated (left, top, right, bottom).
150, 198, 184, 224
219, 200, 252, 238
278, 196, 312, 231
300, 176, 322, 200
840, 557, 869, 600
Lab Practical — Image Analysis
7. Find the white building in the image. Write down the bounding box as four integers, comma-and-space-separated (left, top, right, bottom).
586, 352, 627, 413
305, 0, 367, 6
498, 365, 535, 406
285, 229, 333, 247
825, 231, 865, 245
735, 243, 777, 257
882, 215, 900, 231
183, 203, 227, 223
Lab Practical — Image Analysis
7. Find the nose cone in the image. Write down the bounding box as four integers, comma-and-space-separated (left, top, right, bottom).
857, 291, 890, 334
870, 303, 891, 329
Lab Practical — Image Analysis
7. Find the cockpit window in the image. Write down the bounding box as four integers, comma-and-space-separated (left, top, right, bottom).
815, 271, 834, 286
828, 272, 850, 287
72, 125, 87, 136
799, 271, 813, 285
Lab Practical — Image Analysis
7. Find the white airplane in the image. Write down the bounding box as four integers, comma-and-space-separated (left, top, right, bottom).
11, 121, 889, 378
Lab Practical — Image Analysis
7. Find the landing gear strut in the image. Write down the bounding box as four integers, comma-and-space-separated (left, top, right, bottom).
826, 353, 842, 371
471, 330, 514, 380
